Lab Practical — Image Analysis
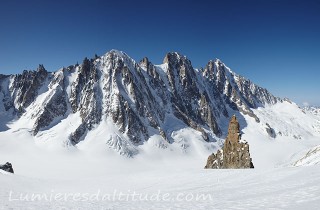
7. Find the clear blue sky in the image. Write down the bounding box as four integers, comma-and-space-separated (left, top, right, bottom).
0, 0, 319, 105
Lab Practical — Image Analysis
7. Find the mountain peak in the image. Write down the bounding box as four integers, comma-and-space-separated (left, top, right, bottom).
104, 49, 134, 62
139, 57, 150, 68
108, 49, 126, 56
163, 52, 189, 64
36, 64, 47, 73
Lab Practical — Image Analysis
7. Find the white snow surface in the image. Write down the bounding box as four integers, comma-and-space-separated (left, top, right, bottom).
294, 145, 320, 166
1, 100, 320, 209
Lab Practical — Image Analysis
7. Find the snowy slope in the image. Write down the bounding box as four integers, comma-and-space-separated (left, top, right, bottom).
1, 149, 320, 210
303, 106, 320, 117
295, 145, 320, 166
1, 112, 320, 209
241, 101, 320, 168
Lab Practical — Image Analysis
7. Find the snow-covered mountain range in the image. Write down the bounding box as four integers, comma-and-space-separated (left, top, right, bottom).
0, 50, 319, 164
1, 49, 320, 209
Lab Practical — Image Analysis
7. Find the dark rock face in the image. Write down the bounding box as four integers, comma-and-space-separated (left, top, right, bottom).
103, 52, 159, 145
205, 115, 254, 169
265, 123, 276, 138
32, 70, 68, 135
69, 58, 102, 144
0, 162, 14, 173
69, 123, 87, 145
203, 60, 278, 123
9, 65, 48, 112
162, 53, 223, 139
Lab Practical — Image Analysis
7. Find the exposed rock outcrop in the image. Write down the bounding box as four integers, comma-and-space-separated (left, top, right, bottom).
32, 70, 68, 135
205, 115, 254, 169
265, 123, 276, 138
9, 65, 48, 112
0, 162, 14, 173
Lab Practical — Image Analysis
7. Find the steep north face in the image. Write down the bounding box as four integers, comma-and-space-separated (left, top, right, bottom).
0, 50, 280, 155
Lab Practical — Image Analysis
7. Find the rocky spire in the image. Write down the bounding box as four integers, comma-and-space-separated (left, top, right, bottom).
205, 115, 254, 169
